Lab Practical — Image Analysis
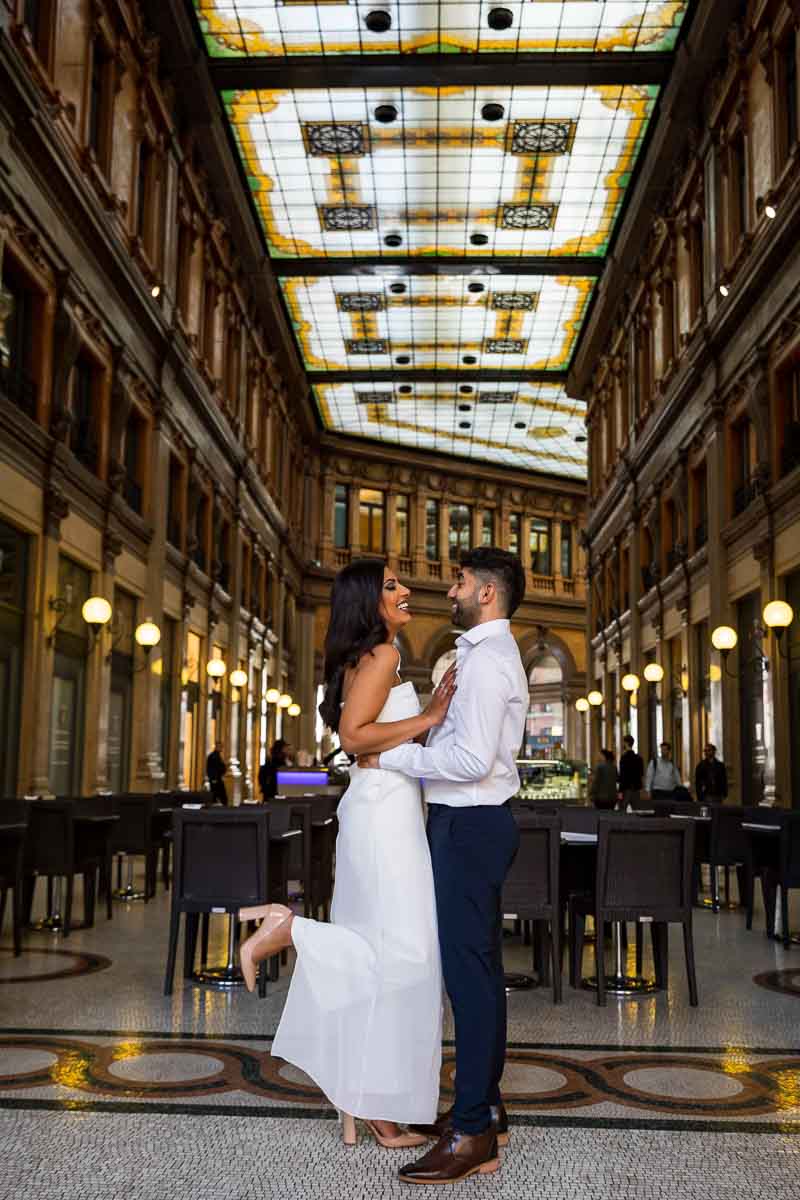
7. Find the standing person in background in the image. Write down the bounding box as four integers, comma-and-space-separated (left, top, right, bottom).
590, 749, 618, 810
206, 741, 228, 805
645, 742, 682, 805
258, 738, 292, 801
619, 734, 644, 809
695, 744, 728, 805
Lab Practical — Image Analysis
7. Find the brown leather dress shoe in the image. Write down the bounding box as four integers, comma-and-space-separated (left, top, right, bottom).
398, 1129, 500, 1185
409, 1103, 509, 1147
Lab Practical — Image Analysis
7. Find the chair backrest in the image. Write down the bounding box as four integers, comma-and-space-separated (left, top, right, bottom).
560, 806, 599, 835
780, 811, 800, 884
110, 794, 157, 854
503, 815, 560, 918
0, 801, 28, 881
171, 807, 270, 911
25, 800, 75, 874
0, 798, 30, 824
709, 805, 749, 863
595, 817, 694, 919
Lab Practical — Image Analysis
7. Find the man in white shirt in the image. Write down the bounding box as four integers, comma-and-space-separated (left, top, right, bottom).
365, 547, 528, 1184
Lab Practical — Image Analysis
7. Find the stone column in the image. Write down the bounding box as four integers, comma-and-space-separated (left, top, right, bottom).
438, 500, 449, 577
130, 417, 170, 793
296, 602, 317, 755
347, 485, 361, 557
705, 405, 730, 765
412, 485, 427, 578
386, 491, 398, 564
552, 518, 563, 586
224, 500, 245, 802
85, 531, 118, 794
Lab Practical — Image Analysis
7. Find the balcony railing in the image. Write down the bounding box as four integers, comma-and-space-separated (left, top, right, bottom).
334, 548, 351, 567
530, 572, 555, 593
0, 362, 37, 418
666, 546, 683, 574
397, 556, 412, 576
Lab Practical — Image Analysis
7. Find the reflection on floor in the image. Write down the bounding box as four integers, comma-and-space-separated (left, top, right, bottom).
2, 868, 800, 1198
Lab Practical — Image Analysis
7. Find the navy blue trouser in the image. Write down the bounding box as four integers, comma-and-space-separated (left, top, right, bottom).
427, 801, 520, 1135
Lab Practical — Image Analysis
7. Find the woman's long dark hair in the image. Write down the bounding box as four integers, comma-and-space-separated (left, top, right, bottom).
319, 558, 388, 732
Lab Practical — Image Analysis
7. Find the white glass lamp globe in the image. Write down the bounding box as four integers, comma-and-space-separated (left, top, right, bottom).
82, 596, 112, 627
575, 697, 590, 713
621, 673, 640, 693
643, 662, 664, 684
763, 600, 794, 630
278, 693, 293, 708
135, 620, 161, 648
230, 668, 248, 689
265, 688, 281, 704
587, 690, 603, 707
711, 626, 738, 653
287, 703, 301, 717
206, 658, 226, 678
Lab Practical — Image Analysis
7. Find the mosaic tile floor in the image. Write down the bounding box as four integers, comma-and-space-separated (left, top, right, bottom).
2, 868, 800, 1198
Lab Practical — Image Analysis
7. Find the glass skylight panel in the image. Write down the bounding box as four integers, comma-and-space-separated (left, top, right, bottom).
225, 84, 657, 259
196, 2, 687, 58
280, 274, 594, 371
313, 381, 587, 475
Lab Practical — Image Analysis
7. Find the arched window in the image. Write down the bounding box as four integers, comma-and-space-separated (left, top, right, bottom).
526, 653, 564, 760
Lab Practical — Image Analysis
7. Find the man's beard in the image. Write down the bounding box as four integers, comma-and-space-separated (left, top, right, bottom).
452, 593, 480, 629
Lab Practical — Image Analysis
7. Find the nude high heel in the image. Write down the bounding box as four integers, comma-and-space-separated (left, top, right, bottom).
339, 1112, 357, 1146
238, 904, 293, 992
362, 1121, 427, 1149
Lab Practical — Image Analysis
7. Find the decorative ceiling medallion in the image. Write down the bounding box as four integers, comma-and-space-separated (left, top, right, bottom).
337, 293, 385, 312
491, 293, 538, 312
197, 1, 689, 58
319, 204, 375, 231
499, 203, 558, 230
508, 120, 576, 156
303, 122, 370, 157
345, 338, 389, 353
484, 338, 528, 354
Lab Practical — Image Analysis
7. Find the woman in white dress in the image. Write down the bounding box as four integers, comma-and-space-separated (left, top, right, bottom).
237, 559, 456, 1148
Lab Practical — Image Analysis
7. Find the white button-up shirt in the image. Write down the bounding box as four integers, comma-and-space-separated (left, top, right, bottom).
379, 618, 528, 807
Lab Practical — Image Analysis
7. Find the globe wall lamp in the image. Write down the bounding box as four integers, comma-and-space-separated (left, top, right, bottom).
206, 658, 227, 679
575, 697, 590, 713
587, 690, 603, 707
621, 673, 640, 694
643, 662, 664, 684
287, 702, 301, 717
47, 588, 110, 646
230, 668, 248, 690
711, 601, 795, 677
132, 618, 161, 672
278, 693, 293, 709
265, 687, 281, 704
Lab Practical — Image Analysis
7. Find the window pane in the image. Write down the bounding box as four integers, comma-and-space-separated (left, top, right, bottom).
560, 522, 572, 577
334, 484, 347, 548
359, 488, 384, 552
530, 518, 551, 575
448, 504, 471, 560
396, 494, 409, 556
509, 512, 521, 556
425, 500, 439, 561
481, 510, 493, 546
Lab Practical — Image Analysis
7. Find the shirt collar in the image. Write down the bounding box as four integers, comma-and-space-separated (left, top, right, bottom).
456, 618, 511, 648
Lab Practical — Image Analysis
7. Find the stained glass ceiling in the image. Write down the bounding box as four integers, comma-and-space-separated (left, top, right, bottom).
197, 2, 687, 58
189, 0, 693, 477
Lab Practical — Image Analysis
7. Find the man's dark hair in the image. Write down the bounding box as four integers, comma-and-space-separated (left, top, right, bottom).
601, 748, 615, 762
459, 546, 526, 617
623, 735, 634, 748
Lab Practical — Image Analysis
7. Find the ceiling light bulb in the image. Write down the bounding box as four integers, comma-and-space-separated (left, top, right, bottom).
151, 284, 161, 298
765, 204, 776, 219
719, 284, 729, 297
711, 625, 737, 652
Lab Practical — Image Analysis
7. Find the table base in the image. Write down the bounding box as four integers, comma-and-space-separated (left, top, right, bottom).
504, 972, 538, 992
28, 915, 64, 932
700, 897, 739, 912
583, 974, 659, 996
112, 886, 147, 903
193, 964, 245, 988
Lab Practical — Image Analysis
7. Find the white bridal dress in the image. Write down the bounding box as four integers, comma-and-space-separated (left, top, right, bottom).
271, 680, 442, 1123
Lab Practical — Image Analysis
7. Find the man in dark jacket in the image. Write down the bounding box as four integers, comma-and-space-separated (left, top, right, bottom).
695, 744, 728, 804
618, 734, 645, 809
206, 741, 228, 805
